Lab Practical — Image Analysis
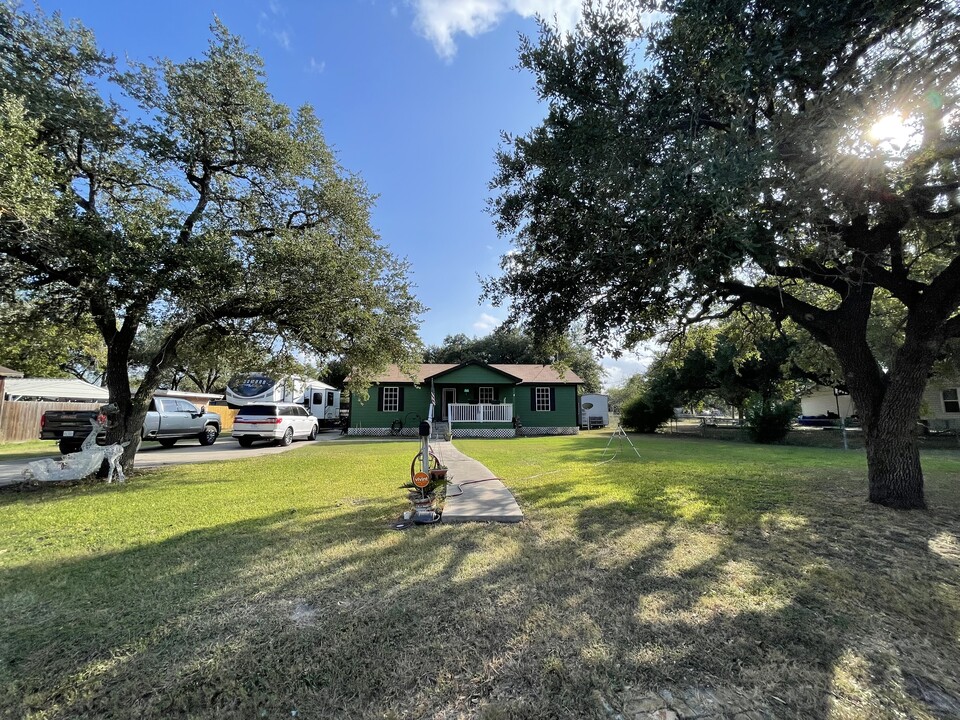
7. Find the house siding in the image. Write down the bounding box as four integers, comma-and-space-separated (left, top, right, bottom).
348, 369, 581, 437
922, 381, 960, 423
432, 365, 517, 385
800, 387, 856, 417
513, 385, 578, 428
350, 384, 430, 430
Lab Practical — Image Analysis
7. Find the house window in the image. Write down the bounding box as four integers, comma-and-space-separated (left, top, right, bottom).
943, 388, 960, 413
535, 387, 551, 411
479, 386, 495, 404
383, 386, 399, 413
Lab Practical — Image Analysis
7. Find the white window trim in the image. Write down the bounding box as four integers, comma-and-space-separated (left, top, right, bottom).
383, 386, 400, 413
479, 386, 495, 404
535, 386, 551, 412
942, 388, 960, 414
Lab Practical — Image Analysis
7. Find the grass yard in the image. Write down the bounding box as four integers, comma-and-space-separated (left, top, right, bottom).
0, 440, 58, 461
1, 433, 958, 719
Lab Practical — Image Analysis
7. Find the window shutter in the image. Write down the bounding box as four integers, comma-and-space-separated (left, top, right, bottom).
398, 387, 405, 411
549, 387, 556, 412
377, 386, 384, 412
530, 388, 537, 411
493, 387, 499, 403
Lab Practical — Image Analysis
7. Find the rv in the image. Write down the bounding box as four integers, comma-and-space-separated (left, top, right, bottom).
226, 373, 342, 427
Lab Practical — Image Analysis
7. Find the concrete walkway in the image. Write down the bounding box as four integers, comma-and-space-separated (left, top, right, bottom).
430, 440, 523, 524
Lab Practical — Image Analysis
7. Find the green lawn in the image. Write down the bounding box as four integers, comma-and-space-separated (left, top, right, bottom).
0, 439, 58, 461
1, 434, 958, 719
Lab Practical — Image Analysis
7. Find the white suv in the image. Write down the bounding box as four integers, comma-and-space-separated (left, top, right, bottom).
233, 403, 319, 447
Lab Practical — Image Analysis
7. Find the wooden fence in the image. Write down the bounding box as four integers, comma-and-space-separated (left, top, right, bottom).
0, 401, 101, 443
206, 406, 238, 432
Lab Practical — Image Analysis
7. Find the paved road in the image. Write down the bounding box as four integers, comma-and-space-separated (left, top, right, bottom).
0, 430, 345, 485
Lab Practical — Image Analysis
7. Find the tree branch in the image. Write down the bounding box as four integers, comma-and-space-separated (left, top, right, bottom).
717, 281, 835, 344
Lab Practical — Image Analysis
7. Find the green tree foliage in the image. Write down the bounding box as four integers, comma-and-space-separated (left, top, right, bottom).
488, 0, 960, 508
318, 358, 351, 390
0, 7, 424, 469
620, 381, 676, 433
128, 321, 313, 394
423, 327, 606, 392
0, 302, 106, 381
744, 396, 800, 444
606, 372, 646, 414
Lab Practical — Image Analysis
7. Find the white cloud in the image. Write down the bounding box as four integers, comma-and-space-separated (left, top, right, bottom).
410, 0, 583, 60
472, 312, 501, 333
307, 57, 326, 74
273, 30, 291, 50
257, 2, 292, 51
599, 344, 659, 391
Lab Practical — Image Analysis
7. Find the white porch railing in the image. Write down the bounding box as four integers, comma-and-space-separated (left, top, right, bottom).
448, 403, 513, 424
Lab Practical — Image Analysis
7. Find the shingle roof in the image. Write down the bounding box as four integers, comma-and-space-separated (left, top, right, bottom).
369, 362, 582, 385
0, 365, 23, 378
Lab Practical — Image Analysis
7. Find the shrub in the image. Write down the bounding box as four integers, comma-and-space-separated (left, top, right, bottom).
744, 395, 798, 443
621, 392, 675, 433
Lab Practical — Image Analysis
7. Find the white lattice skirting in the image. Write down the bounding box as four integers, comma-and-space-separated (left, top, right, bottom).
450, 428, 516, 438
518, 427, 579, 436
348, 427, 579, 438
347, 427, 420, 437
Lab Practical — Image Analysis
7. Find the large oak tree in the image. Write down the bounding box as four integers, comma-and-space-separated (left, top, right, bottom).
0, 7, 424, 469
488, 0, 960, 509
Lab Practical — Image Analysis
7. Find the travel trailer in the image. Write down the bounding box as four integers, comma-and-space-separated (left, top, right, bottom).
225, 373, 341, 426
580, 393, 609, 429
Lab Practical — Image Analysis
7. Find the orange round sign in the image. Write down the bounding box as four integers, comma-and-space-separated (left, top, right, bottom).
412, 472, 430, 488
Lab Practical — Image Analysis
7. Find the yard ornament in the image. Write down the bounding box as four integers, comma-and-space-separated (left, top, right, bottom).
24, 411, 127, 484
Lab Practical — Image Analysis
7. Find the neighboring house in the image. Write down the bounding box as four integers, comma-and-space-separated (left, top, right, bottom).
921, 379, 960, 431
799, 386, 855, 419
801, 381, 960, 431
349, 362, 583, 438
4, 377, 108, 403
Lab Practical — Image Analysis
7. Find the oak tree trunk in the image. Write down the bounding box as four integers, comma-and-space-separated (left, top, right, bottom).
863, 427, 924, 509
844, 326, 935, 511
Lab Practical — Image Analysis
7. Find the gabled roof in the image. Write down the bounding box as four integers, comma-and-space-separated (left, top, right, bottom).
0, 365, 23, 378
428, 361, 523, 383
370, 363, 583, 385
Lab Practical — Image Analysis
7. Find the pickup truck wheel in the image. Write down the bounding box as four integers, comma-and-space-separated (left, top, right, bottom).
276, 427, 294, 447
58, 440, 82, 455
199, 425, 219, 446
159, 438, 177, 448
237, 436, 255, 448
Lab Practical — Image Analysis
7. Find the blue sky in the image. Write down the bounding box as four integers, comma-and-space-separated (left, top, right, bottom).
38, 0, 654, 387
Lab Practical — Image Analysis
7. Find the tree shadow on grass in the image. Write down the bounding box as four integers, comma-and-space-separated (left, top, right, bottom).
2, 467, 960, 719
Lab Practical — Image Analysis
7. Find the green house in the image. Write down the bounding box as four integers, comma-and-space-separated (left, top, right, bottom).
348, 362, 583, 438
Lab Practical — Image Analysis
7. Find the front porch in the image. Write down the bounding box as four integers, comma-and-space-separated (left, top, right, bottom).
447, 402, 513, 424
447, 403, 515, 438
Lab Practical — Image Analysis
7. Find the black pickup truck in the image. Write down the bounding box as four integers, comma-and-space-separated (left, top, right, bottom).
41, 397, 222, 454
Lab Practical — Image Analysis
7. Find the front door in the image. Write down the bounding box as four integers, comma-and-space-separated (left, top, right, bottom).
441, 388, 456, 421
